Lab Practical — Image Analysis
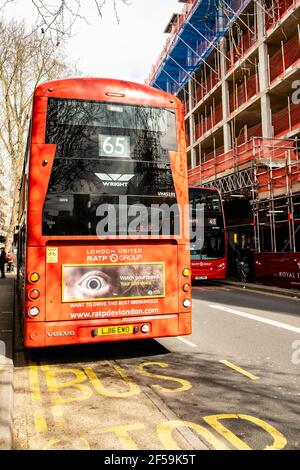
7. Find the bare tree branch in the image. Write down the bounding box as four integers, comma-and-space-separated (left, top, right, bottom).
0, 0, 131, 44
0, 18, 78, 242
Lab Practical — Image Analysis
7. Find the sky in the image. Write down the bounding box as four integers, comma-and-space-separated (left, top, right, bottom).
3, 0, 182, 83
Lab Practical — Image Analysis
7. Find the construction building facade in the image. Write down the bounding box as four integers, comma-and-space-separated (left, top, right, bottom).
147, 0, 300, 288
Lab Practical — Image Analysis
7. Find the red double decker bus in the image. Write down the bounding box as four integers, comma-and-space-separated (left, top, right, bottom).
17, 78, 192, 347
189, 187, 226, 280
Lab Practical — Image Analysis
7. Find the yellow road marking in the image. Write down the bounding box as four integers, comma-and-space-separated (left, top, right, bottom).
204, 414, 287, 450
220, 360, 259, 381
34, 411, 48, 434
42, 437, 91, 450
45, 367, 93, 404
28, 362, 48, 433
85, 363, 140, 398
137, 362, 192, 393
157, 420, 229, 450
29, 363, 42, 402
79, 437, 91, 450
51, 404, 65, 426
99, 424, 144, 450
42, 438, 60, 450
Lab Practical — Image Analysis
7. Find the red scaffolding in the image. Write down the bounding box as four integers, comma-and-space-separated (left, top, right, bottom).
188, 138, 299, 191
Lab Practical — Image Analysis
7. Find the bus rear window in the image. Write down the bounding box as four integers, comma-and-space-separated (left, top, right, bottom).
46, 98, 177, 158
43, 98, 179, 236
189, 189, 221, 212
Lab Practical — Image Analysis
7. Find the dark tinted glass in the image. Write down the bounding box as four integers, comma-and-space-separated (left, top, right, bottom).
190, 230, 225, 260
189, 188, 221, 212
189, 188, 225, 260
43, 98, 179, 236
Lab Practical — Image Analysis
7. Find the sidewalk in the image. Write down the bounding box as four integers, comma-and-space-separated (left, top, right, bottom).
216, 279, 300, 299
0, 274, 15, 450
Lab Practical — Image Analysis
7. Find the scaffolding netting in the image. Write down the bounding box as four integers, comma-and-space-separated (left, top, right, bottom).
148, 0, 252, 95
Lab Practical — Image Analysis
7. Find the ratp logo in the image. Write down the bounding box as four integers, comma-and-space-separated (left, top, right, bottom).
95, 173, 134, 187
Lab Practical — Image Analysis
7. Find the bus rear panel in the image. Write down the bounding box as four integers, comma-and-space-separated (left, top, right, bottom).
20, 79, 192, 347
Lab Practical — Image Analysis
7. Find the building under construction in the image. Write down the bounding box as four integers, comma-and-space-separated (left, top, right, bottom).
147, 0, 300, 287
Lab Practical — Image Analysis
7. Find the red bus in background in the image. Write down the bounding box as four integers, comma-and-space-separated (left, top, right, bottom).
17, 78, 192, 347
189, 187, 226, 280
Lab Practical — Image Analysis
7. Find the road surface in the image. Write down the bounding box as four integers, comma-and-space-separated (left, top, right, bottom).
13, 283, 300, 450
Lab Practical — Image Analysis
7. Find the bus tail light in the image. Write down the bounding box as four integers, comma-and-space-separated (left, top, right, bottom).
182, 268, 190, 277
29, 272, 40, 283
28, 307, 40, 318
28, 289, 40, 300
183, 299, 191, 308
182, 283, 191, 292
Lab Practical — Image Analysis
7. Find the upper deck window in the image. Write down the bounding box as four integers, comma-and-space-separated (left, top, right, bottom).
46, 98, 177, 160
43, 98, 179, 236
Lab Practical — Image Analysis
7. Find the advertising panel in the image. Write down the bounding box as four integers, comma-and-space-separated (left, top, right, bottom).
62, 262, 165, 302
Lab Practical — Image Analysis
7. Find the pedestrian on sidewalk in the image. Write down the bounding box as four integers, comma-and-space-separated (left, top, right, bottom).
6, 251, 14, 272
236, 248, 250, 283
244, 244, 255, 282
0, 247, 7, 278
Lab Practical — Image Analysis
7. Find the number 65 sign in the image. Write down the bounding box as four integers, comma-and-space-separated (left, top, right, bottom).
99, 135, 130, 158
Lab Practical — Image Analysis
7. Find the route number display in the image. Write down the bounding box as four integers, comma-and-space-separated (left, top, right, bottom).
99, 135, 130, 158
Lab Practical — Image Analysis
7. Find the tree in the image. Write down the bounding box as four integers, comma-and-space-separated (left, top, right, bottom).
0, 0, 130, 44
0, 18, 77, 245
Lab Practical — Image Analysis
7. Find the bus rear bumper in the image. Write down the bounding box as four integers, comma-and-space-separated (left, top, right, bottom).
191, 272, 226, 281
191, 260, 226, 281
24, 313, 192, 348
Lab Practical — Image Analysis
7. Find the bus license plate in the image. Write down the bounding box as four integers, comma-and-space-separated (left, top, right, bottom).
96, 325, 134, 336
195, 276, 207, 280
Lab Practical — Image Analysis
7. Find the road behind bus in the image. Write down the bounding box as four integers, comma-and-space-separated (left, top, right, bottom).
12, 283, 300, 450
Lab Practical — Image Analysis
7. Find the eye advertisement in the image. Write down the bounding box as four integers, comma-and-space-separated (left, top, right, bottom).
62, 262, 165, 302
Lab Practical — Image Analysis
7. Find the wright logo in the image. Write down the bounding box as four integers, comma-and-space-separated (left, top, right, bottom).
95, 173, 135, 187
